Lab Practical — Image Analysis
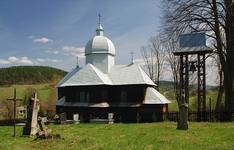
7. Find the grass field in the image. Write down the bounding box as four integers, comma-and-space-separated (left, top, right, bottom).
0, 84, 54, 101
0, 122, 233, 150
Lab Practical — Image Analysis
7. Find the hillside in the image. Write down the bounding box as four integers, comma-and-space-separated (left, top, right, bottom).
0, 66, 67, 85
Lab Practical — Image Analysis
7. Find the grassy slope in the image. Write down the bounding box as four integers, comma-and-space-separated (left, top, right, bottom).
0, 84, 54, 101
0, 122, 233, 150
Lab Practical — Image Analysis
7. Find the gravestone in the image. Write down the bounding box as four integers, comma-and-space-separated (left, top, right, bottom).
73, 114, 80, 124
37, 117, 52, 138
59, 112, 67, 124
108, 113, 114, 124
23, 93, 40, 136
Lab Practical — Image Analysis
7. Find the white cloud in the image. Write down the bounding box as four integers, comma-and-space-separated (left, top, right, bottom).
34, 37, 53, 44
48, 59, 58, 63
0, 59, 10, 65
0, 56, 34, 65
63, 46, 85, 57
19, 57, 33, 64
45, 49, 59, 55
36, 58, 45, 62
8, 56, 19, 62
53, 50, 59, 54
36, 58, 59, 63
27, 35, 35, 39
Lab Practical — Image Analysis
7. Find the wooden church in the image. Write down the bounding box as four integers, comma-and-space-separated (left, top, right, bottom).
56, 20, 170, 123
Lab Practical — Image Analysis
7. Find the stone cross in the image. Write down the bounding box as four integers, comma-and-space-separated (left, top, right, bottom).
23, 92, 40, 136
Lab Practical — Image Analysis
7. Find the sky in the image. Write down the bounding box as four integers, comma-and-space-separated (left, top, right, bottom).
0, 0, 218, 85
0, 0, 162, 71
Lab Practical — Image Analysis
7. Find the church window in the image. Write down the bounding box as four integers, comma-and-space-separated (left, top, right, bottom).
121, 91, 127, 102
86, 92, 90, 102
80, 91, 85, 102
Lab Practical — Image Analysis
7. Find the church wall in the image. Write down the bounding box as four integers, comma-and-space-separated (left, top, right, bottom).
58, 85, 147, 103
56, 85, 165, 122
56, 105, 164, 122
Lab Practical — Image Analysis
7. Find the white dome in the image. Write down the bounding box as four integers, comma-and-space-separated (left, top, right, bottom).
85, 24, 115, 56
85, 36, 115, 56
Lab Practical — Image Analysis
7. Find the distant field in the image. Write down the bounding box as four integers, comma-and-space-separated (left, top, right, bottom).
0, 84, 55, 101
0, 122, 233, 150
161, 87, 221, 112
0, 84, 57, 119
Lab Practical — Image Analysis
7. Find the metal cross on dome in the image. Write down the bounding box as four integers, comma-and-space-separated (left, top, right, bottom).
98, 13, 101, 24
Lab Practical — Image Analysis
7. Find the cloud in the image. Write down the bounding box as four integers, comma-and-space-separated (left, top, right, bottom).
20, 57, 33, 64
36, 58, 45, 62
8, 56, 19, 62
45, 49, 59, 55
53, 51, 59, 54
27, 35, 35, 39
0, 59, 10, 65
62, 46, 85, 57
36, 58, 59, 63
0, 56, 33, 65
34, 37, 53, 43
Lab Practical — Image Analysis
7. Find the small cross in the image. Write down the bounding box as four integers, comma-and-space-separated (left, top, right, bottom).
98, 13, 101, 24
7, 88, 22, 137
76, 56, 79, 68
130, 51, 134, 63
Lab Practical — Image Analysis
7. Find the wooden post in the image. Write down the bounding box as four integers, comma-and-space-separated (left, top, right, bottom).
177, 54, 189, 130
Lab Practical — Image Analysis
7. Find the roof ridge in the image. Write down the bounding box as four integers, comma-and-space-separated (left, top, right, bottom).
137, 65, 156, 86
89, 64, 113, 84
56, 67, 80, 87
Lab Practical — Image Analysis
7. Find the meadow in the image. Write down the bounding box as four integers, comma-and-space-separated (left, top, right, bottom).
0, 122, 233, 150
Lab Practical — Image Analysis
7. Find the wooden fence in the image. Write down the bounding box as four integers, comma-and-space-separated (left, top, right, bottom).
0, 119, 26, 126
164, 111, 234, 122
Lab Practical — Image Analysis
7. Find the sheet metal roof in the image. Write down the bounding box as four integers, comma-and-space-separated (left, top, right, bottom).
57, 63, 155, 87
144, 87, 171, 104
173, 46, 213, 55
57, 64, 112, 87
109, 63, 155, 85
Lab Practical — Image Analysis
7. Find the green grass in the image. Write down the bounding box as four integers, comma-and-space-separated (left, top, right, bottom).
0, 84, 54, 102
0, 122, 233, 150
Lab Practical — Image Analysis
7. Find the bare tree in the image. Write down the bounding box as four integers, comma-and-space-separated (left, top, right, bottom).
162, 0, 234, 120
164, 39, 181, 106
210, 55, 225, 112
141, 35, 165, 90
